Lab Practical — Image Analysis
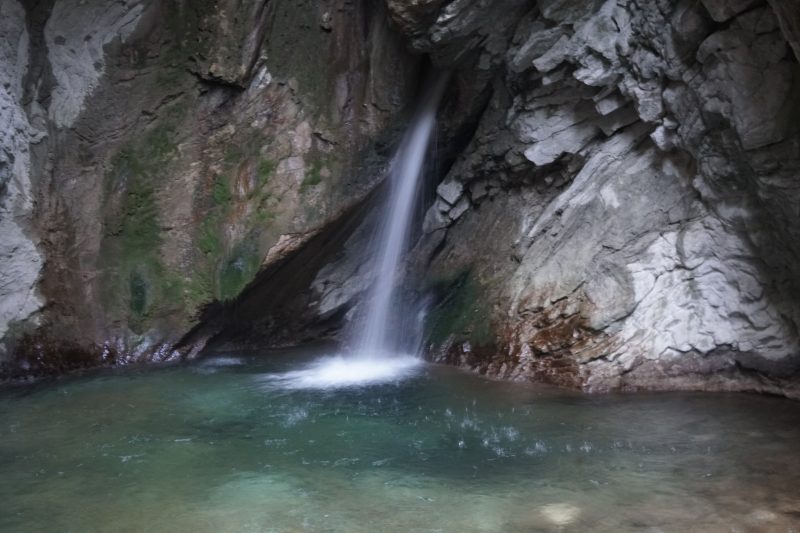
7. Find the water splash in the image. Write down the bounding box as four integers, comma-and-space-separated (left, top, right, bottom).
356, 73, 448, 357
261, 355, 422, 390
265, 75, 446, 389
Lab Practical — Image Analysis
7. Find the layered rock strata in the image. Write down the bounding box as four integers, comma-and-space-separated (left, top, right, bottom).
382, 0, 800, 397
0, 0, 420, 375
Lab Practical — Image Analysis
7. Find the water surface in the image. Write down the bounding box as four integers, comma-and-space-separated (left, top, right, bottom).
1, 348, 799, 532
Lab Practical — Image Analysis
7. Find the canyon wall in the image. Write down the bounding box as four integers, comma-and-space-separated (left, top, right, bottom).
0, 0, 420, 374
2, 0, 799, 397
385, 0, 800, 397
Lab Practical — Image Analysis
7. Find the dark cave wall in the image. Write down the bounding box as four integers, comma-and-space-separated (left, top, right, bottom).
0, 0, 422, 376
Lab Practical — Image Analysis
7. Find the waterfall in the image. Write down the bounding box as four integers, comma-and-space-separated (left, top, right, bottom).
355, 73, 448, 358
268, 74, 447, 389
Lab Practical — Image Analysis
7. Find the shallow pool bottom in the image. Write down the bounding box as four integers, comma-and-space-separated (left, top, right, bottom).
1, 347, 799, 532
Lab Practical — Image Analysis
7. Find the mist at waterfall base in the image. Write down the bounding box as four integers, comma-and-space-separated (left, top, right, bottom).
264, 77, 447, 390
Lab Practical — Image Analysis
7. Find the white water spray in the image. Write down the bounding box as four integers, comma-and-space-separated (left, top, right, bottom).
356, 74, 448, 358
264, 74, 447, 389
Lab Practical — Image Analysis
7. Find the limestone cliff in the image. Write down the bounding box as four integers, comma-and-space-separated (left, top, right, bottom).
2, 0, 799, 398
0, 0, 420, 374
385, 0, 800, 397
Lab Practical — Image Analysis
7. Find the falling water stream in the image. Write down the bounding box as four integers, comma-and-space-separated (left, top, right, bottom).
356, 74, 448, 357
266, 74, 448, 389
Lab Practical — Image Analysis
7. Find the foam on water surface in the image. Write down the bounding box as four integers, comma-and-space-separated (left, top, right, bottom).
200, 356, 245, 368
261, 353, 423, 390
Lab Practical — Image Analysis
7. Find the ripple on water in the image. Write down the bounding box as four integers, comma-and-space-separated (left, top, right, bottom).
193, 357, 245, 374
3, 350, 800, 532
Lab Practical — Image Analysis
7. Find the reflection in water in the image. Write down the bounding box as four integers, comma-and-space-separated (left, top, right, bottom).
1, 348, 799, 532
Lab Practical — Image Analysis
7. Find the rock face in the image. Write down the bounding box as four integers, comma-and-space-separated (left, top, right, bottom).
392, 0, 800, 397
0, 0, 420, 375
2, 0, 799, 398
0, 0, 45, 361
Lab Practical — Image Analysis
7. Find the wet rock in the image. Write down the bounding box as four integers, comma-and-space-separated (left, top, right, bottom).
448, 195, 470, 222
532, 35, 572, 73
695, 23, 794, 150
0, 0, 44, 360
45, 0, 144, 128
3, 0, 800, 398
0, 0, 422, 377
385, 0, 530, 70
508, 23, 566, 74
768, 0, 800, 61
436, 178, 463, 205
700, 0, 761, 22
594, 92, 629, 116
412, 0, 800, 397
423, 202, 452, 234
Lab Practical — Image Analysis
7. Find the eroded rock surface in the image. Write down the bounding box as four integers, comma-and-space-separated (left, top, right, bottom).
0, 0, 421, 376
400, 0, 800, 397
2, 0, 799, 398
0, 0, 44, 363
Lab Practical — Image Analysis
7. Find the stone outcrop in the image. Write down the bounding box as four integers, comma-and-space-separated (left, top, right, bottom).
0, 0, 44, 362
385, 0, 800, 397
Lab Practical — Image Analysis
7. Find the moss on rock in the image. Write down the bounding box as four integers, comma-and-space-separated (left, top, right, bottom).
425, 270, 494, 347
266, 0, 335, 117
99, 99, 191, 332
301, 160, 324, 190
212, 174, 233, 206
257, 159, 276, 186
218, 242, 261, 301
